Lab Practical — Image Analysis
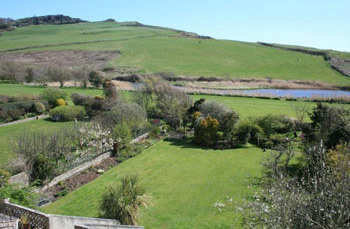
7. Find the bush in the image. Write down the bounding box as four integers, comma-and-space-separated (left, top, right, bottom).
194, 116, 220, 147
41, 87, 67, 107
0, 184, 37, 208
56, 98, 66, 106
234, 120, 263, 145
0, 169, 10, 187
99, 175, 152, 225
34, 102, 45, 114
112, 122, 132, 156
49, 105, 86, 121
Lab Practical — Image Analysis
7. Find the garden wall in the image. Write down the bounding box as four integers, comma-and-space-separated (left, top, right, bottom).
40, 152, 112, 192
9, 172, 29, 188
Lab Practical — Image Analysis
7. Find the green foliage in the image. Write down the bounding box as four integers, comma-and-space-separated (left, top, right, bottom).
305, 103, 350, 148
103, 103, 146, 132
234, 120, 263, 145
41, 87, 67, 107
31, 153, 55, 182
194, 115, 220, 147
99, 175, 151, 225
112, 122, 132, 155
0, 169, 10, 187
0, 184, 37, 208
89, 71, 104, 88
34, 101, 45, 114
252, 114, 294, 137
49, 105, 86, 121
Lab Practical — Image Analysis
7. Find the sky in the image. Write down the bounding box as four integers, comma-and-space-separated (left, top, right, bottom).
1, 0, 349, 52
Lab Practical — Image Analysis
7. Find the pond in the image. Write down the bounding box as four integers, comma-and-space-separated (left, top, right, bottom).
240, 89, 350, 98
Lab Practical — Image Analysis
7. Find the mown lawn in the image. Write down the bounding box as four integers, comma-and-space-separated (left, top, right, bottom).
43, 140, 263, 228
192, 94, 316, 118
0, 22, 348, 84
0, 84, 131, 102
0, 119, 73, 167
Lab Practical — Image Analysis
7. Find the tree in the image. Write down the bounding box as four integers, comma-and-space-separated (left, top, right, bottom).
103, 79, 118, 101
24, 67, 34, 83
71, 65, 91, 87
89, 70, 104, 88
99, 175, 152, 225
136, 77, 192, 128
221, 111, 239, 147
290, 102, 310, 129
47, 64, 71, 87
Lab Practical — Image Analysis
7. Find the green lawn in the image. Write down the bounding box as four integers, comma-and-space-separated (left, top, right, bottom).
0, 84, 131, 102
0, 119, 73, 167
192, 94, 315, 118
43, 140, 263, 228
0, 22, 348, 85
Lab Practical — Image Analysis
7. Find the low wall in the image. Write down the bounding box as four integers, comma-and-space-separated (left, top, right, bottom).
41, 152, 112, 192
49, 215, 119, 229
9, 172, 29, 188
1, 199, 143, 229
130, 133, 149, 144
75, 224, 143, 229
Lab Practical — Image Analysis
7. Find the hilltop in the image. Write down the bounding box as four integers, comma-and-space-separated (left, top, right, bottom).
0, 18, 349, 86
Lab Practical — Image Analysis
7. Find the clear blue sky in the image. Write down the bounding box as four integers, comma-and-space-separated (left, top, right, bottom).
1, 0, 349, 52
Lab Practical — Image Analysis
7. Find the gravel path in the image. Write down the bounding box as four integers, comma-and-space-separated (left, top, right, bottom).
0, 114, 49, 127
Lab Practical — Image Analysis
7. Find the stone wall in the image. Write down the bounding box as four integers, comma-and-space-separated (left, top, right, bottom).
9, 172, 29, 188
40, 152, 112, 192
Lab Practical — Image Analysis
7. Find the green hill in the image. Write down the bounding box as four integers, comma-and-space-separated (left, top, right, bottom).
0, 22, 349, 85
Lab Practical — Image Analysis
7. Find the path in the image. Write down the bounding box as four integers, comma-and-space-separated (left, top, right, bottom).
0, 114, 49, 127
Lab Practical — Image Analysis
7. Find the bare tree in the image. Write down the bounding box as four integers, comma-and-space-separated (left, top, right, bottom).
71, 65, 91, 87
47, 63, 71, 87
290, 102, 310, 129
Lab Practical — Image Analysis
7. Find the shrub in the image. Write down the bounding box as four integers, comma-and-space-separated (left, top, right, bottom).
99, 175, 152, 225
41, 87, 67, 107
56, 98, 66, 106
234, 120, 263, 145
194, 115, 220, 147
0, 184, 37, 208
0, 169, 10, 187
34, 102, 45, 114
101, 103, 146, 131
112, 122, 132, 156
49, 105, 86, 121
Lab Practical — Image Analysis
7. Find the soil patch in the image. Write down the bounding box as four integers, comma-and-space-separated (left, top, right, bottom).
44, 157, 118, 202
0, 50, 120, 70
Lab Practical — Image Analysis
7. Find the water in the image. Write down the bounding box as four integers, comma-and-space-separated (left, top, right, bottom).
241, 89, 350, 98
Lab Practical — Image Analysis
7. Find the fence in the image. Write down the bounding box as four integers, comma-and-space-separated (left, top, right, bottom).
0, 199, 143, 229
0, 199, 50, 229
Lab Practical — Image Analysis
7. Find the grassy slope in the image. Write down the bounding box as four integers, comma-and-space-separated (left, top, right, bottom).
0, 119, 73, 167
0, 22, 348, 84
43, 140, 263, 228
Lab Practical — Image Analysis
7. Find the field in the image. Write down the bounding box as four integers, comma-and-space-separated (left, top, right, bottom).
0, 119, 73, 167
0, 22, 349, 85
43, 140, 263, 228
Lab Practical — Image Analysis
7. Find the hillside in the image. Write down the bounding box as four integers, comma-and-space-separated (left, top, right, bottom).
0, 21, 349, 85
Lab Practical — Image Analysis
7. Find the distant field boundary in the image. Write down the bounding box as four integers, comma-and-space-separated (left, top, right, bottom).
258, 42, 350, 77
